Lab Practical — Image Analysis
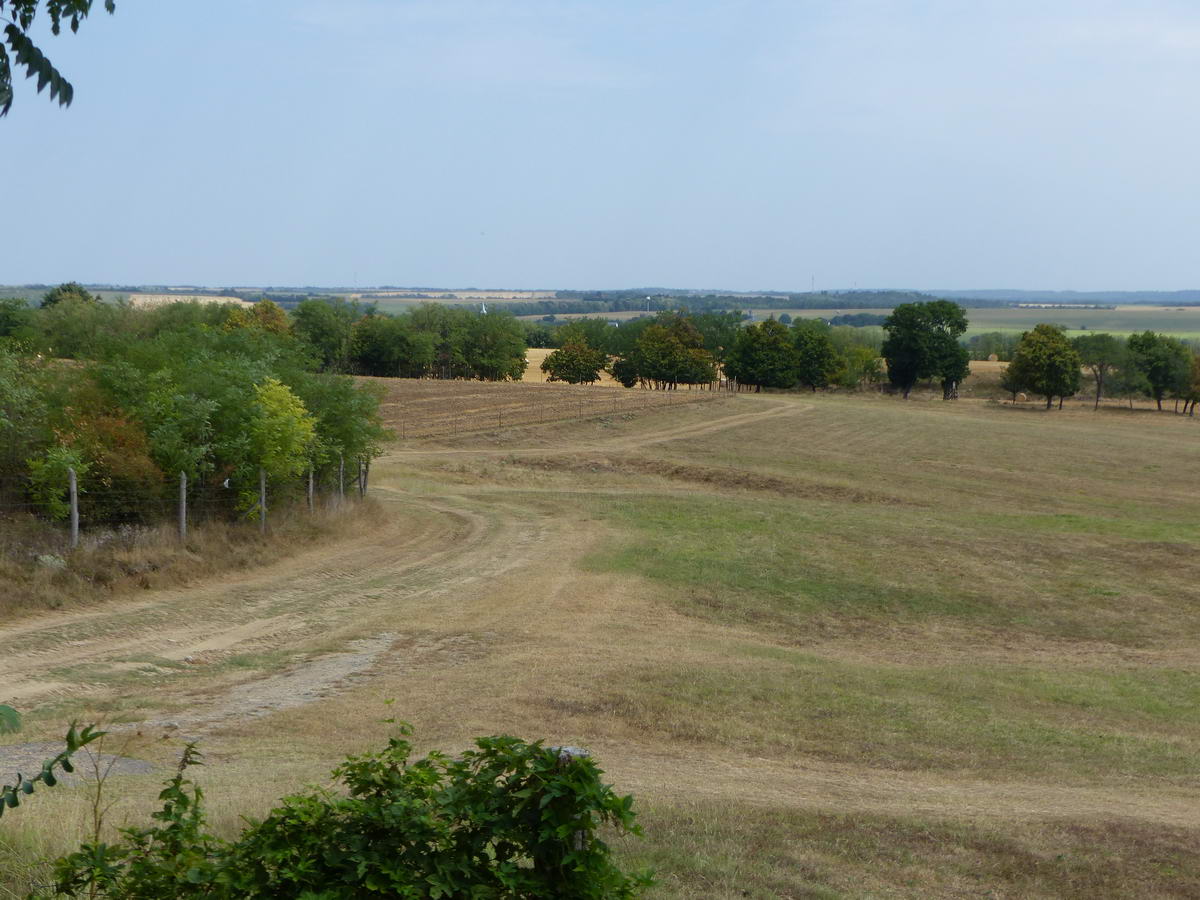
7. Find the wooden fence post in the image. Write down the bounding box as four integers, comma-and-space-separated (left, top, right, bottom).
179, 471, 187, 541
68, 467, 79, 549
338, 455, 345, 505
259, 467, 267, 535
307, 467, 315, 513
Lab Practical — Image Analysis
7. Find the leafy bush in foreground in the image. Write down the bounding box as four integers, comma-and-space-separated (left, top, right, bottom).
47, 729, 652, 898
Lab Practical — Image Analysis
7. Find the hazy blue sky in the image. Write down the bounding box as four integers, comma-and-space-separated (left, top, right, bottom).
5, 0, 1200, 290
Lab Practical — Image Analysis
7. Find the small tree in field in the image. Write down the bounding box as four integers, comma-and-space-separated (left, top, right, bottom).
881, 300, 970, 398
1127, 331, 1193, 411
1009, 324, 1081, 409
541, 339, 608, 384
1073, 332, 1124, 409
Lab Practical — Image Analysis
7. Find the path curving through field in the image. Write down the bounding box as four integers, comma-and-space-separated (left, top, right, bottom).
2, 392, 1196, 840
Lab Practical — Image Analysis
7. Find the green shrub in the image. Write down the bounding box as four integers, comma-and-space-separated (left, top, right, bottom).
0, 705, 20, 735
47, 728, 653, 898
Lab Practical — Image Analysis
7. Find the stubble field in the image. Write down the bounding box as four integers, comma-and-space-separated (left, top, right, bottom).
1, 383, 1199, 897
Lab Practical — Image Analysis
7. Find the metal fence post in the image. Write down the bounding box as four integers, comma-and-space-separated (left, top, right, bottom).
259, 467, 267, 535
68, 467, 79, 549
308, 467, 315, 513
179, 471, 187, 541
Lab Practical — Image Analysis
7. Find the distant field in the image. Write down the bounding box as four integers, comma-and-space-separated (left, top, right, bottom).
523, 305, 1200, 338
126, 293, 251, 308
355, 290, 555, 314
782, 305, 1200, 338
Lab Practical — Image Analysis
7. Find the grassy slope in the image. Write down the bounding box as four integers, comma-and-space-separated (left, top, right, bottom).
2, 393, 1198, 898
562, 395, 1200, 895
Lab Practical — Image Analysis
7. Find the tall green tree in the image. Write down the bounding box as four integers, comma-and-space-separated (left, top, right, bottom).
0, 297, 35, 342
880, 300, 970, 399
464, 313, 528, 381
541, 338, 607, 384
1127, 331, 1193, 411
40, 281, 97, 308
723, 319, 797, 391
351, 315, 434, 378
557, 318, 613, 354
1072, 333, 1124, 409
292, 298, 361, 372
612, 320, 716, 389
0, 0, 114, 116
1007, 324, 1082, 409
791, 319, 839, 392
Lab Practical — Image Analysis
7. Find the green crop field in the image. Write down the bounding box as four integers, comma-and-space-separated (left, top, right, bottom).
781, 305, 1200, 338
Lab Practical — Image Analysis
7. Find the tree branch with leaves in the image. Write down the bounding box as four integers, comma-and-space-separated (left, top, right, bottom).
0, 0, 115, 117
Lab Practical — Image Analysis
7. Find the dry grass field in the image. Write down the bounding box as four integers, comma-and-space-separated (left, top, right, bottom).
125, 293, 251, 308
364, 374, 713, 438
2, 386, 1199, 897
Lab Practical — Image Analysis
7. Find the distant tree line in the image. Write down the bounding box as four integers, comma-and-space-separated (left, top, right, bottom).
536, 310, 885, 392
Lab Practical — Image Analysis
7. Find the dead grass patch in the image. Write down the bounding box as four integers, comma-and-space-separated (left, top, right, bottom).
0, 500, 388, 624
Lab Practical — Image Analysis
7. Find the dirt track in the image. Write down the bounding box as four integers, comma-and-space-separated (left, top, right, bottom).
2, 393, 1198, 836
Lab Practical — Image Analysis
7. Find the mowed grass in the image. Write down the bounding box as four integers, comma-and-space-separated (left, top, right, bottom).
622, 800, 1200, 899
4, 393, 1199, 898
576, 395, 1200, 784
598, 647, 1200, 779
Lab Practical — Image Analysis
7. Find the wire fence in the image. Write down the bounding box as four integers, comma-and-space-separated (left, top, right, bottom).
0, 458, 371, 551
1, 384, 731, 547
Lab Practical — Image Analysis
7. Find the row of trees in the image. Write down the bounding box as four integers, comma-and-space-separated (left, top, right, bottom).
0, 293, 389, 526
0, 292, 530, 383
318, 303, 528, 381
1001, 326, 1200, 411
538, 311, 885, 392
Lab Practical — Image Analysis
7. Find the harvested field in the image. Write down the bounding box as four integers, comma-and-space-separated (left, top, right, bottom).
2, 388, 1199, 897
126, 293, 250, 307
362, 376, 721, 438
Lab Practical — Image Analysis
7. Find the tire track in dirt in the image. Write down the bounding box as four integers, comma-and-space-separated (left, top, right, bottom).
0, 494, 503, 709
0, 397, 780, 716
